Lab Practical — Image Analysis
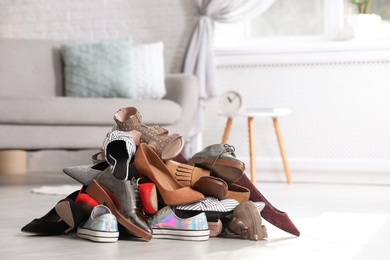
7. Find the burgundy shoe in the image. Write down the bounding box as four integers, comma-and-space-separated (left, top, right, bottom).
236, 174, 300, 237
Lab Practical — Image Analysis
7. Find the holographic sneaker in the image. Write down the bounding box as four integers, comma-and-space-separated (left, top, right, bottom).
77, 205, 119, 243
147, 206, 209, 241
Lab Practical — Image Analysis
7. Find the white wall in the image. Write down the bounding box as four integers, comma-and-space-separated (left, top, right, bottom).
208, 47, 390, 176
1, 0, 389, 175
0, 0, 196, 73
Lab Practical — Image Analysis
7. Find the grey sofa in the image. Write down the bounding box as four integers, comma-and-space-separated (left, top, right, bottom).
0, 39, 198, 154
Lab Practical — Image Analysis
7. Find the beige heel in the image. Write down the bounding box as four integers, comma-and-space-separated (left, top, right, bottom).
55, 200, 74, 233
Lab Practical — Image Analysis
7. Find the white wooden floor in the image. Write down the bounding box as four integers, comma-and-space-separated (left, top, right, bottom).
1, 171, 390, 260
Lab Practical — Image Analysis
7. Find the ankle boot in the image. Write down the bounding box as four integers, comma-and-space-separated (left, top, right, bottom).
227, 201, 267, 241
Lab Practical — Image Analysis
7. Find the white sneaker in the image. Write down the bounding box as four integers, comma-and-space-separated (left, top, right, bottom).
77, 205, 119, 243
147, 206, 209, 241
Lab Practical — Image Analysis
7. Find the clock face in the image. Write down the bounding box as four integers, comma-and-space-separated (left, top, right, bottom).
219, 91, 242, 114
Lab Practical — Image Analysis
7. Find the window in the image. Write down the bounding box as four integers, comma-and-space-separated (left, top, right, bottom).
215, 0, 390, 49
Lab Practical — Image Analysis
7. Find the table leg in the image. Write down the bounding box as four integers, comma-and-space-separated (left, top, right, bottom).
248, 117, 256, 184
273, 117, 293, 184
221, 117, 233, 144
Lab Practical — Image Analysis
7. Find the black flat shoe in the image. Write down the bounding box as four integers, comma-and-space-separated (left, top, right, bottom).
21, 190, 85, 235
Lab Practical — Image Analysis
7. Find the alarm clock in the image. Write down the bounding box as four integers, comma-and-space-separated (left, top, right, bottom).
219, 90, 243, 114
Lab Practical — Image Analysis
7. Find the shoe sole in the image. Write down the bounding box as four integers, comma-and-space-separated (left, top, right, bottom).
86, 180, 152, 241
187, 157, 245, 184
152, 228, 210, 241
77, 227, 119, 243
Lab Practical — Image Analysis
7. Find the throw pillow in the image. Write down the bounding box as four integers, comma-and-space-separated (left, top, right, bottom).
131, 42, 166, 100
61, 38, 134, 98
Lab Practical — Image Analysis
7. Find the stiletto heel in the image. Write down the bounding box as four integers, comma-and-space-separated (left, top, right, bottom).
55, 199, 77, 233
134, 143, 204, 206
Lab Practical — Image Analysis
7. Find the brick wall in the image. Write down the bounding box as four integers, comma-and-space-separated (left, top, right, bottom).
0, 0, 196, 72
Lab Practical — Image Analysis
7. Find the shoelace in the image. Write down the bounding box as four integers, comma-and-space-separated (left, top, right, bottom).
129, 177, 141, 202
211, 144, 236, 168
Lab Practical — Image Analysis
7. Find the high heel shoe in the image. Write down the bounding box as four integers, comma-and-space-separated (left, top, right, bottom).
236, 174, 300, 237
75, 186, 99, 216
134, 143, 205, 206
138, 180, 158, 215
85, 167, 152, 241
113, 106, 184, 160
21, 190, 85, 235
103, 130, 136, 180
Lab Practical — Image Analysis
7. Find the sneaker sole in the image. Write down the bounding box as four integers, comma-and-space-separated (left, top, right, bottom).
152, 228, 210, 241
77, 227, 118, 243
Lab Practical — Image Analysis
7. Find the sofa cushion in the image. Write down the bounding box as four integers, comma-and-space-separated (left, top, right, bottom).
0, 96, 181, 126
0, 39, 63, 97
131, 42, 166, 100
61, 39, 134, 98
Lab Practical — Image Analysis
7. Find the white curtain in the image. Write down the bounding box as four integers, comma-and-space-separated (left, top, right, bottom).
184, 0, 275, 154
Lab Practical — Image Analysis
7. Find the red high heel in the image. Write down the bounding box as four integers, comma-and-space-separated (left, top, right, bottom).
138, 181, 158, 215
235, 174, 300, 237
75, 186, 99, 216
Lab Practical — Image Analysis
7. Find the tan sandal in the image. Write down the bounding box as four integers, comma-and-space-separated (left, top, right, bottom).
113, 107, 184, 160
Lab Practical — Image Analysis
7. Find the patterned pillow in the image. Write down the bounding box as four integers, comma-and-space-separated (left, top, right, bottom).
61, 39, 134, 98
131, 42, 166, 100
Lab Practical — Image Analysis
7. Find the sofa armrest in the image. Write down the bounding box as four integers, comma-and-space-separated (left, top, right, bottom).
164, 73, 199, 141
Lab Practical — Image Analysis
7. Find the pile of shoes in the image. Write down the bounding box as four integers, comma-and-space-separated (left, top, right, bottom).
21, 106, 298, 243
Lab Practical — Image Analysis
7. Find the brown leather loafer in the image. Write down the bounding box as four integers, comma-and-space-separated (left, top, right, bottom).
187, 144, 245, 184
192, 176, 228, 200
224, 183, 250, 203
